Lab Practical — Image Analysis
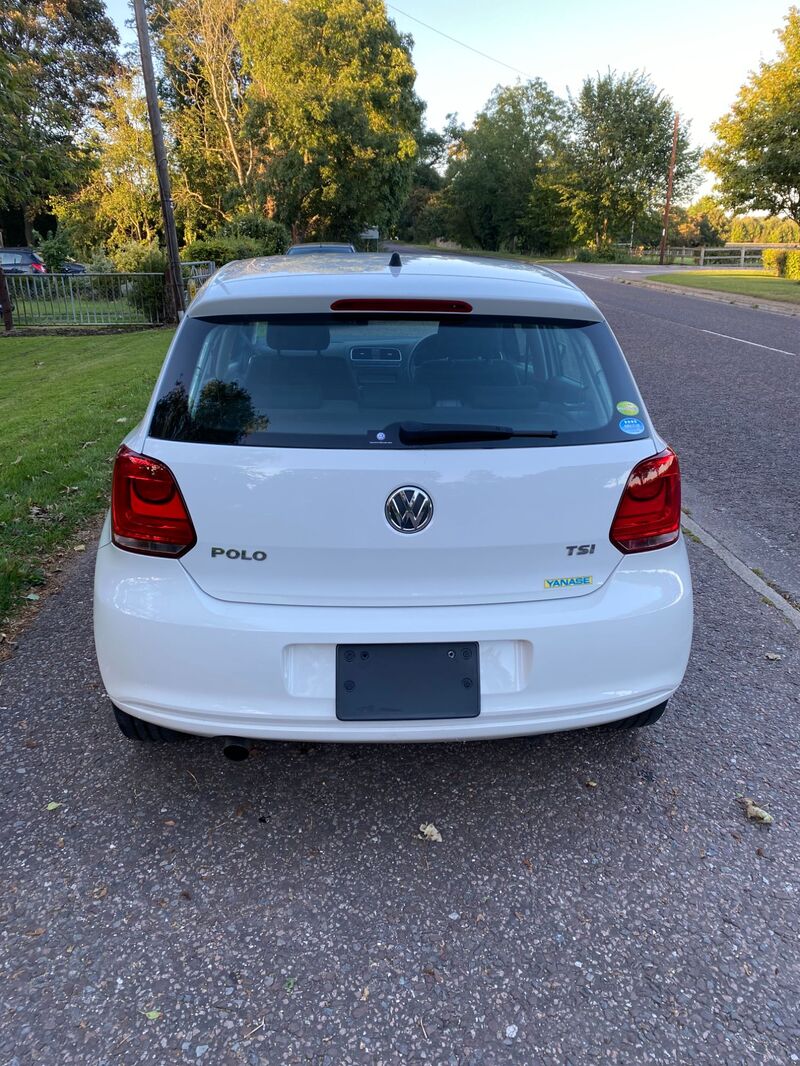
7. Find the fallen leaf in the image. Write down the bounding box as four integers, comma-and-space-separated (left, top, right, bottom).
163, 819, 176, 827
585, 780, 598, 789
45, 801, 62, 811
12, 455, 22, 465
25, 928, 45, 937
25, 593, 40, 602
765, 652, 782, 662
360, 986, 370, 1001
741, 797, 774, 825
418, 822, 442, 842
92, 885, 108, 899
24, 738, 38, 749
73, 544, 86, 553
143, 1009, 162, 1021
115, 417, 128, 424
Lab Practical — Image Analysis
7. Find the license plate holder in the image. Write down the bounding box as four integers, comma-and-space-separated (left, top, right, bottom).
336, 642, 480, 721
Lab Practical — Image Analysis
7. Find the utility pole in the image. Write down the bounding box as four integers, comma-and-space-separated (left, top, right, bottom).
132, 0, 185, 322
659, 112, 680, 266
0, 266, 13, 335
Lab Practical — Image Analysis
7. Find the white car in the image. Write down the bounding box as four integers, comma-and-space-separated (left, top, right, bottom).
94, 253, 692, 757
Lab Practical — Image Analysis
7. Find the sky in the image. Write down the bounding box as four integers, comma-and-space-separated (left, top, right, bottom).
105, 0, 789, 161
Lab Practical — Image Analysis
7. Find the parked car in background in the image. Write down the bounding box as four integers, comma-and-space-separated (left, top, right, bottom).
95, 252, 692, 756
61, 259, 87, 275
286, 242, 356, 255
0, 248, 46, 274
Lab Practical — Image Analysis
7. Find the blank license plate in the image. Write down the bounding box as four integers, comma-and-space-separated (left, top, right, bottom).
336, 642, 480, 721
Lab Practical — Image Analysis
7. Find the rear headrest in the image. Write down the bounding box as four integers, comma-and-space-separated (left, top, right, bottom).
266, 323, 330, 351
436, 321, 501, 359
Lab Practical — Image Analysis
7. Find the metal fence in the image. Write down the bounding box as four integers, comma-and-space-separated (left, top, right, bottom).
6, 260, 215, 327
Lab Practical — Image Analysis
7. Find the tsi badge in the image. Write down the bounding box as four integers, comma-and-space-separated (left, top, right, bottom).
211, 547, 267, 561
566, 543, 596, 556
544, 575, 593, 590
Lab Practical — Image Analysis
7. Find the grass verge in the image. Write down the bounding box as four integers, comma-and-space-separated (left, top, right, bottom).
644, 270, 800, 305
0, 330, 173, 623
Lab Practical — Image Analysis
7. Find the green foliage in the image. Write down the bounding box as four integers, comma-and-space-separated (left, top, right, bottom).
182, 236, 264, 264
784, 250, 800, 281
239, 0, 423, 239
0, 331, 171, 620
728, 215, 800, 244
443, 82, 568, 251
395, 128, 445, 241
219, 214, 290, 253
556, 71, 700, 246
0, 1, 118, 222
110, 242, 165, 274
127, 250, 169, 322
33, 229, 75, 273
705, 9, 800, 225
672, 196, 730, 247
153, 0, 255, 232
762, 249, 787, 276
520, 175, 574, 255
57, 69, 162, 252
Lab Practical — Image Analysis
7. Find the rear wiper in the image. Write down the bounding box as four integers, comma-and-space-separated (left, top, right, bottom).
397, 422, 558, 444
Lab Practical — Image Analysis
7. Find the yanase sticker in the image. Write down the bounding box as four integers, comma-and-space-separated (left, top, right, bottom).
619, 417, 645, 435
616, 400, 640, 416
544, 576, 593, 589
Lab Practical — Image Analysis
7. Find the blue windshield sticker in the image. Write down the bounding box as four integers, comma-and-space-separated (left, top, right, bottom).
619, 417, 645, 435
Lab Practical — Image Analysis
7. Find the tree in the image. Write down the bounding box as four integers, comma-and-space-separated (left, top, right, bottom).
54, 69, 162, 252
443, 81, 568, 250
0, 0, 119, 239
151, 0, 259, 233
673, 195, 730, 247
396, 127, 446, 241
556, 71, 700, 246
704, 8, 800, 225
238, 0, 423, 239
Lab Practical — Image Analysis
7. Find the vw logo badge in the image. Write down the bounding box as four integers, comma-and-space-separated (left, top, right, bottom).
385, 486, 433, 534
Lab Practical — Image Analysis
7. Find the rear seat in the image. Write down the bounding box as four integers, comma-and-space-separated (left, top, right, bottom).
245, 323, 355, 405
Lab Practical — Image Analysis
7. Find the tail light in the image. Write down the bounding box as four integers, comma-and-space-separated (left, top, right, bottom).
111, 446, 196, 556
32, 261, 46, 273
610, 447, 681, 553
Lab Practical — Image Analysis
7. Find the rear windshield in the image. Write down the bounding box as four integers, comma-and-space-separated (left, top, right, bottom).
149, 315, 649, 448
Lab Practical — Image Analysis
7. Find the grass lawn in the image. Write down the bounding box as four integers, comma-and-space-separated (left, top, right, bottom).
11, 294, 154, 326
644, 270, 800, 305
0, 329, 173, 622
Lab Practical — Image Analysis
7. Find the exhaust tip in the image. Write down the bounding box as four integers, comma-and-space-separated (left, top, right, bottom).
219, 737, 253, 761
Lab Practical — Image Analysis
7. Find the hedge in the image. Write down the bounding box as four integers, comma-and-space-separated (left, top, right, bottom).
784, 250, 800, 281
762, 249, 787, 276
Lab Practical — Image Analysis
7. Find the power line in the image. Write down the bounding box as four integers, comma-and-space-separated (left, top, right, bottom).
386, 4, 532, 81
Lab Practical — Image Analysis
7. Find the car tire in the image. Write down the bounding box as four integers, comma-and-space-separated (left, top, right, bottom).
112, 704, 183, 743
614, 700, 668, 729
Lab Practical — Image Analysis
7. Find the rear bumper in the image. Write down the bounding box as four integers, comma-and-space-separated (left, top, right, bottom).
94, 539, 692, 742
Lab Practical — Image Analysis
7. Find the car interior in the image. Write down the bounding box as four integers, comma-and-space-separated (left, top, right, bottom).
180, 316, 616, 440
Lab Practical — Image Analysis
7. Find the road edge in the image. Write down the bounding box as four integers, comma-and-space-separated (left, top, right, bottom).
682, 515, 800, 631
618, 277, 800, 319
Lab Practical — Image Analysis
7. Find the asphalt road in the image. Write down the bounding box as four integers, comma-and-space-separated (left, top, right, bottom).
2, 266, 800, 1064
553, 264, 800, 604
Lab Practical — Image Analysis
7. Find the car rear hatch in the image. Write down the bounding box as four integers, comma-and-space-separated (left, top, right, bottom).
136, 309, 657, 607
